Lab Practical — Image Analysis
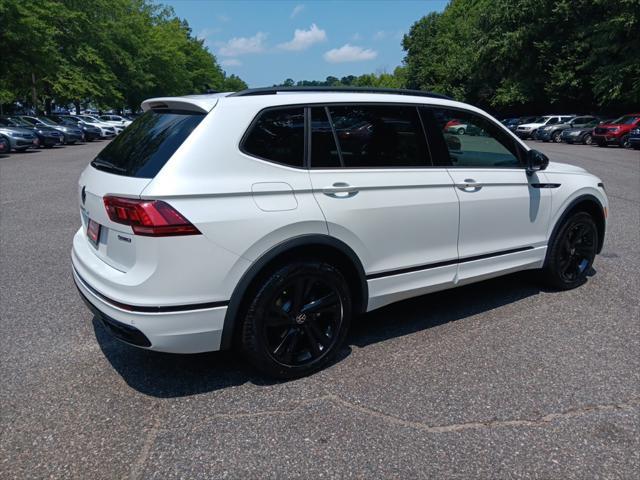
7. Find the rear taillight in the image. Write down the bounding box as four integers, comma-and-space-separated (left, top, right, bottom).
103, 196, 201, 237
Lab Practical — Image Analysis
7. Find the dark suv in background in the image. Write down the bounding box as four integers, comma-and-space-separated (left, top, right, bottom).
538, 116, 600, 143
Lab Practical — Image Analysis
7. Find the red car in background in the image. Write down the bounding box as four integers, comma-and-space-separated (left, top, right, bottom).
592, 113, 640, 148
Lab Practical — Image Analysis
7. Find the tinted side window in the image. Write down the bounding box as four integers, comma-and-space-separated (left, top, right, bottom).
243, 107, 305, 167
327, 105, 430, 168
311, 107, 341, 168
426, 108, 521, 168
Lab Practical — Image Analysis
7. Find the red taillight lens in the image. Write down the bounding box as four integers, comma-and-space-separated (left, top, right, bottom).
103, 196, 201, 237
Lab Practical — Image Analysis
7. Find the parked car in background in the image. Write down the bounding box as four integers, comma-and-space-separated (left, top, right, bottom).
53, 116, 103, 141
561, 118, 601, 145
515, 115, 574, 139
628, 126, 640, 150
592, 114, 640, 148
0, 115, 62, 147
0, 135, 9, 154
76, 115, 117, 138
99, 114, 132, 129
501, 118, 521, 132
539, 116, 599, 143
20, 115, 84, 144
0, 119, 39, 151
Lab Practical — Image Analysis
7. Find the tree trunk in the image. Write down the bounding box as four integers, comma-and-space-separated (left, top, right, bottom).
74, 100, 80, 115
45, 98, 52, 116
31, 72, 37, 113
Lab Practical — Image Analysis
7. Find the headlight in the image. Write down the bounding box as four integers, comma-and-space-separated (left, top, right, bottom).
570, 131, 580, 135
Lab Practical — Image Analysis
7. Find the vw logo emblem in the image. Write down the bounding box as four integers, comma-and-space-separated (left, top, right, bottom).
295, 313, 307, 324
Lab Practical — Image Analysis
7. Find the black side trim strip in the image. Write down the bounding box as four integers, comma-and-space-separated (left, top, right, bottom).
366, 246, 535, 280
73, 267, 228, 312
531, 183, 561, 189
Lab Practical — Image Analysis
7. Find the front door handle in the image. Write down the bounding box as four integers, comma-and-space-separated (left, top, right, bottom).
456, 179, 483, 191
322, 182, 359, 198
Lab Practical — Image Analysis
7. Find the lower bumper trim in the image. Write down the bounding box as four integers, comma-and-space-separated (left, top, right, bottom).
76, 285, 151, 347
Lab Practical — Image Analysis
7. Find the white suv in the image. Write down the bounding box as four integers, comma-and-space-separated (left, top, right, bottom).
72, 88, 608, 378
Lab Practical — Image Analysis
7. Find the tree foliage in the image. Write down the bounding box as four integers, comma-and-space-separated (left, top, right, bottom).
275, 68, 408, 89
0, 0, 247, 113
402, 0, 640, 113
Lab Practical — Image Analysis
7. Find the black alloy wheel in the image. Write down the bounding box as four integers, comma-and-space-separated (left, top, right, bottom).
241, 261, 351, 379
543, 212, 598, 290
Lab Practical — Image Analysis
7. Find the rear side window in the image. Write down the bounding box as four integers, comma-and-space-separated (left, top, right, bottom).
243, 107, 305, 167
327, 105, 430, 168
311, 107, 341, 168
92, 110, 204, 178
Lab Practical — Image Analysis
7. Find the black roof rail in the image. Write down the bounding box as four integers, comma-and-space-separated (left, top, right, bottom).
228, 86, 452, 100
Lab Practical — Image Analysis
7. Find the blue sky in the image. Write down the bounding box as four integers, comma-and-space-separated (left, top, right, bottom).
161, 0, 448, 87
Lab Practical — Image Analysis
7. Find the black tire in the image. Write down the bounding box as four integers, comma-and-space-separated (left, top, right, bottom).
620, 135, 630, 148
241, 260, 352, 379
542, 212, 598, 290
457, 127, 465, 135
552, 130, 562, 143
583, 133, 592, 145
597, 140, 606, 147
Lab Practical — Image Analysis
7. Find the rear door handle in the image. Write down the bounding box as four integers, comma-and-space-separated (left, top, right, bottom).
456, 179, 483, 191
322, 182, 359, 198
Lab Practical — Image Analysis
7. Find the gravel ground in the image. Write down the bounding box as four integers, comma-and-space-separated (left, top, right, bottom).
1, 139, 638, 479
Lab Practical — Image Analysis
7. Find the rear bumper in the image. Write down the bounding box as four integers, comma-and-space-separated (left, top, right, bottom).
72, 262, 227, 354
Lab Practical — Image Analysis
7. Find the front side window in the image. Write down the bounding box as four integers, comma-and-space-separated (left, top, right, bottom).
243, 107, 305, 168
424, 107, 522, 168
326, 105, 430, 168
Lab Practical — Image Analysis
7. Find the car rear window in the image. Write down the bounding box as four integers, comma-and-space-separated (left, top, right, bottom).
91, 110, 204, 177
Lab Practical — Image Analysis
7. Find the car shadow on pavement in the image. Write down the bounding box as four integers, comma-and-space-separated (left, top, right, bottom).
94, 271, 546, 398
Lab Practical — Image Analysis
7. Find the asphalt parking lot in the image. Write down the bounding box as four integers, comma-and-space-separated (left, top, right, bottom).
1, 140, 638, 479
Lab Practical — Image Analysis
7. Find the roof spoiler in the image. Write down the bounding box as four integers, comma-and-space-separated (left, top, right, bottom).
141, 97, 217, 114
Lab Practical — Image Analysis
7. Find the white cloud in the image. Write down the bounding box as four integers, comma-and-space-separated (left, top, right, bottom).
197, 27, 221, 40
220, 58, 242, 67
373, 30, 387, 40
290, 4, 304, 18
217, 14, 231, 23
278, 24, 326, 51
323, 44, 378, 63
351, 33, 362, 41
218, 32, 267, 57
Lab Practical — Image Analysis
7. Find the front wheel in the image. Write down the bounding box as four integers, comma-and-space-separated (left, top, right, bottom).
542, 212, 598, 290
552, 131, 562, 143
241, 261, 352, 379
620, 135, 630, 148
583, 133, 592, 145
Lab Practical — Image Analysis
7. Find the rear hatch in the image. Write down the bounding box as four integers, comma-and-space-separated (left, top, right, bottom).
78, 99, 214, 272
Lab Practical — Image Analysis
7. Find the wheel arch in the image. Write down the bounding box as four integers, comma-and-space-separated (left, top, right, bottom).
220, 235, 368, 350
545, 194, 606, 267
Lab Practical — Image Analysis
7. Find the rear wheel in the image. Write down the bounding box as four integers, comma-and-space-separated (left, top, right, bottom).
620, 135, 630, 148
542, 212, 598, 290
241, 261, 352, 379
457, 127, 465, 135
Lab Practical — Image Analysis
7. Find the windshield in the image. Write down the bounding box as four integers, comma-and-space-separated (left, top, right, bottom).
80, 116, 99, 123
5, 117, 32, 127
91, 110, 205, 178
38, 117, 58, 126
612, 115, 640, 125
533, 116, 550, 123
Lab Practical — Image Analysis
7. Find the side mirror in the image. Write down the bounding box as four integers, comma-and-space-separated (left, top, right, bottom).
526, 149, 549, 176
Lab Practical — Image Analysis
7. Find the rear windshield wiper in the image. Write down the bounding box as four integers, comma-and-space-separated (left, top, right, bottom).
91, 158, 127, 174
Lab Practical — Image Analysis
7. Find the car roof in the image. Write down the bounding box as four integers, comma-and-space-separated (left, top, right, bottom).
142, 88, 478, 116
